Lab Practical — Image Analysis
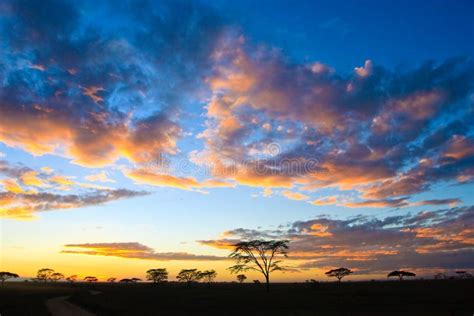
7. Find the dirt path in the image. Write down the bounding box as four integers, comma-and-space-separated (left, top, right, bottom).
46, 295, 95, 316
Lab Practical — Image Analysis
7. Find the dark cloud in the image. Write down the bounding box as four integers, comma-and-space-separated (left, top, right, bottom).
194, 35, 474, 202
0, 0, 225, 167
200, 206, 474, 274
0, 160, 149, 219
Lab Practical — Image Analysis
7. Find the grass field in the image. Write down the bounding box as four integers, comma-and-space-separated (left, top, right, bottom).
1, 280, 473, 315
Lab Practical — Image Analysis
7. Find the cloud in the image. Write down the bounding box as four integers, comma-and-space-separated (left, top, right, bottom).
281, 190, 309, 201
0, 0, 225, 168
61, 242, 226, 261
85, 171, 115, 183
199, 206, 474, 274
192, 32, 474, 205
342, 197, 409, 208
0, 0, 473, 202
0, 189, 148, 220
124, 168, 235, 191
311, 196, 338, 206
0, 161, 148, 219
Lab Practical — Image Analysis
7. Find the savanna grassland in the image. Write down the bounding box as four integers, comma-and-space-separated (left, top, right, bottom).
1, 280, 473, 316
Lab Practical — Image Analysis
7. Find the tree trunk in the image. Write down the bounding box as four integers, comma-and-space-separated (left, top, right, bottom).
265, 275, 270, 292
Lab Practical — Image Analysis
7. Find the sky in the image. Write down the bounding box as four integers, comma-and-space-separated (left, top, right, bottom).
1, 0, 474, 282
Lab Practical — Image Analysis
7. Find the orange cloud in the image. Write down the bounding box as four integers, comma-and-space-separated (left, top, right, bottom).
311, 196, 338, 206
1, 179, 26, 194
62, 242, 227, 261
281, 190, 309, 201
85, 171, 115, 183
124, 168, 235, 191
20, 171, 49, 187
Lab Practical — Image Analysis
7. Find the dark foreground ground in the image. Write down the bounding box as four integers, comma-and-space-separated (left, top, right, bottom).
1, 280, 473, 316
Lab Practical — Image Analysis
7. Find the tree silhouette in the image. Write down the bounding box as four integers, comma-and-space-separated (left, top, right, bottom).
66, 275, 78, 283
228, 239, 289, 292
434, 272, 447, 280
455, 271, 472, 279
325, 268, 353, 282
119, 278, 133, 283
146, 268, 168, 283
131, 278, 141, 283
200, 270, 217, 284
84, 276, 98, 283
176, 269, 203, 286
387, 270, 416, 281
107, 277, 117, 283
237, 274, 247, 283
0, 272, 19, 284
37, 268, 54, 283
51, 272, 64, 282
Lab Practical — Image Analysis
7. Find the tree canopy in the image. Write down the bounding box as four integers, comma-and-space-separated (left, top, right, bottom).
37, 268, 54, 283
237, 274, 247, 283
51, 272, 64, 282
228, 239, 289, 292
200, 270, 217, 283
0, 271, 19, 284
146, 268, 168, 283
387, 270, 416, 280
84, 276, 98, 283
325, 268, 353, 282
176, 269, 203, 285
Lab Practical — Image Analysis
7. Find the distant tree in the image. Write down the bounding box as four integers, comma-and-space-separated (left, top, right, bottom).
37, 268, 54, 283
0, 272, 19, 284
131, 278, 141, 283
146, 268, 168, 283
228, 240, 289, 292
84, 276, 98, 283
200, 270, 217, 284
253, 280, 260, 284
455, 271, 472, 279
119, 278, 133, 283
387, 270, 416, 281
176, 269, 203, 286
107, 277, 117, 283
434, 272, 447, 280
50, 272, 64, 282
237, 274, 247, 283
325, 268, 353, 282
66, 275, 78, 283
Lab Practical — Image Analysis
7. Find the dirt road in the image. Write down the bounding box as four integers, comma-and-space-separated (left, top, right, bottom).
46, 296, 95, 316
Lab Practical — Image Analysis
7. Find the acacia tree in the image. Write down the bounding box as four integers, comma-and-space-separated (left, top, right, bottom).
325, 268, 353, 282
176, 269, 203, 286
84, 276, 98, 283
107, 277, 117, 283
146, 268, 168, 283
119, 278, 133, 283
387, 270, 416, 281
228, 239, 289, 292
37, 268, 54, 283
237, 274, 247, 283
131, 278, 141, 283
51, 272, 64, 282
200, 270, 217, 284
66, 275, 78, 283
455, 271, 472, 279
0, 272, 19, 284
